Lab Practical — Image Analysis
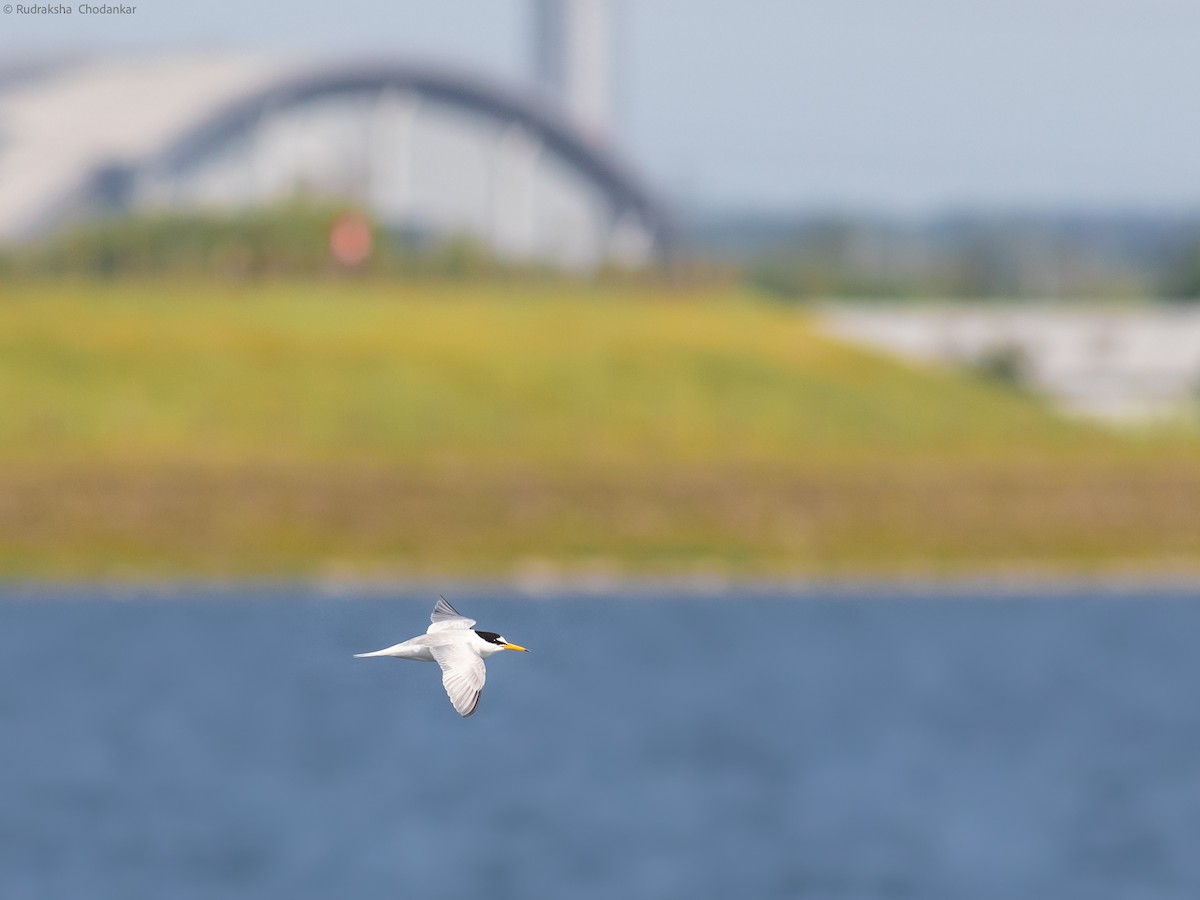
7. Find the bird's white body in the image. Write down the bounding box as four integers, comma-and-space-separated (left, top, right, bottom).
353, 630, 511, 663
354, 597, 527, 717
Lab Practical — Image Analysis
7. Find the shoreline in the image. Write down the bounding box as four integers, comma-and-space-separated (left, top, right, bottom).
3, 570, 1199, 601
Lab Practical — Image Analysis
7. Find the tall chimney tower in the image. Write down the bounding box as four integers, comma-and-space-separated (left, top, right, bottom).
532, 0, 611, 140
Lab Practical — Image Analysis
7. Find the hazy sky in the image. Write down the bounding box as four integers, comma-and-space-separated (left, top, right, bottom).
5, 0, 1199, 214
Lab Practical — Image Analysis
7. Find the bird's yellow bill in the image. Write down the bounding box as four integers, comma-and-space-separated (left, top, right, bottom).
503, 643, 529, 652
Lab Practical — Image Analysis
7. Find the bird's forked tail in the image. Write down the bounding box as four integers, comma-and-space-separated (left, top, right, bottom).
352, 648, 395, 658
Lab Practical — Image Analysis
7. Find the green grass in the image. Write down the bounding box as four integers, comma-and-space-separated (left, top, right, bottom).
0, 279, 1116, 465
1, 279, 1198, 577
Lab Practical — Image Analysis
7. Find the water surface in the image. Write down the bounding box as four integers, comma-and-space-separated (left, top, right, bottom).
2, 585, 1199, 899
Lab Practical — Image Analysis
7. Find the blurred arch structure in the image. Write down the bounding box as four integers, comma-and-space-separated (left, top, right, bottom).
0, 54, 669, 270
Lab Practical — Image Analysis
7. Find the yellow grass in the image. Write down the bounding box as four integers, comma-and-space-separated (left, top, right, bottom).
1, 279, 1198, 577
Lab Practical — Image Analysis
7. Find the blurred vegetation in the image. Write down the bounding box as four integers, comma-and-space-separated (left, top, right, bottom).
8, 205, 1200, 302
1160, 242, 1200, 301
0, 282, 1097, 466
965, 344, 1032, 394
0, 203, 632, 283
1, 279, 1199, 578
689, 213, 1200, 302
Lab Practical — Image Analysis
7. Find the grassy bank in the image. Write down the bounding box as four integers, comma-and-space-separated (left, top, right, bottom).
2, 280, 1198, 577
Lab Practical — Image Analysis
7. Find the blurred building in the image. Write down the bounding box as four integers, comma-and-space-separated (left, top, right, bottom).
823, 307, 1200, 422
0, 44, 666, 270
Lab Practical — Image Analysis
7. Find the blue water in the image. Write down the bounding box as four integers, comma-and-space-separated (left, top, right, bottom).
3, 586, 1200, 900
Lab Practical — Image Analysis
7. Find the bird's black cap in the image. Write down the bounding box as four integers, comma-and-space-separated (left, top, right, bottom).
474, 630, 505, 645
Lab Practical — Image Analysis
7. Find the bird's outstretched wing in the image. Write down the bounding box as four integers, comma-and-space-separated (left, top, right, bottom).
430, 643, 486, 717
428, 596, 476, 633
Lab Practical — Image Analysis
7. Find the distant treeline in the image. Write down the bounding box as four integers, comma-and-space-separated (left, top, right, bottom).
0, 204, 601, 282
687, 212, 1200, 301
7, 205, 1200, 300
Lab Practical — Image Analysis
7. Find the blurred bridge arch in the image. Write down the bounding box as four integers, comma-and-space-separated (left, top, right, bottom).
1, 56, 669, 269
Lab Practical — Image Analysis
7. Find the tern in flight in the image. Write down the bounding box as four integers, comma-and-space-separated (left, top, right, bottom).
355, 597, 528, 717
